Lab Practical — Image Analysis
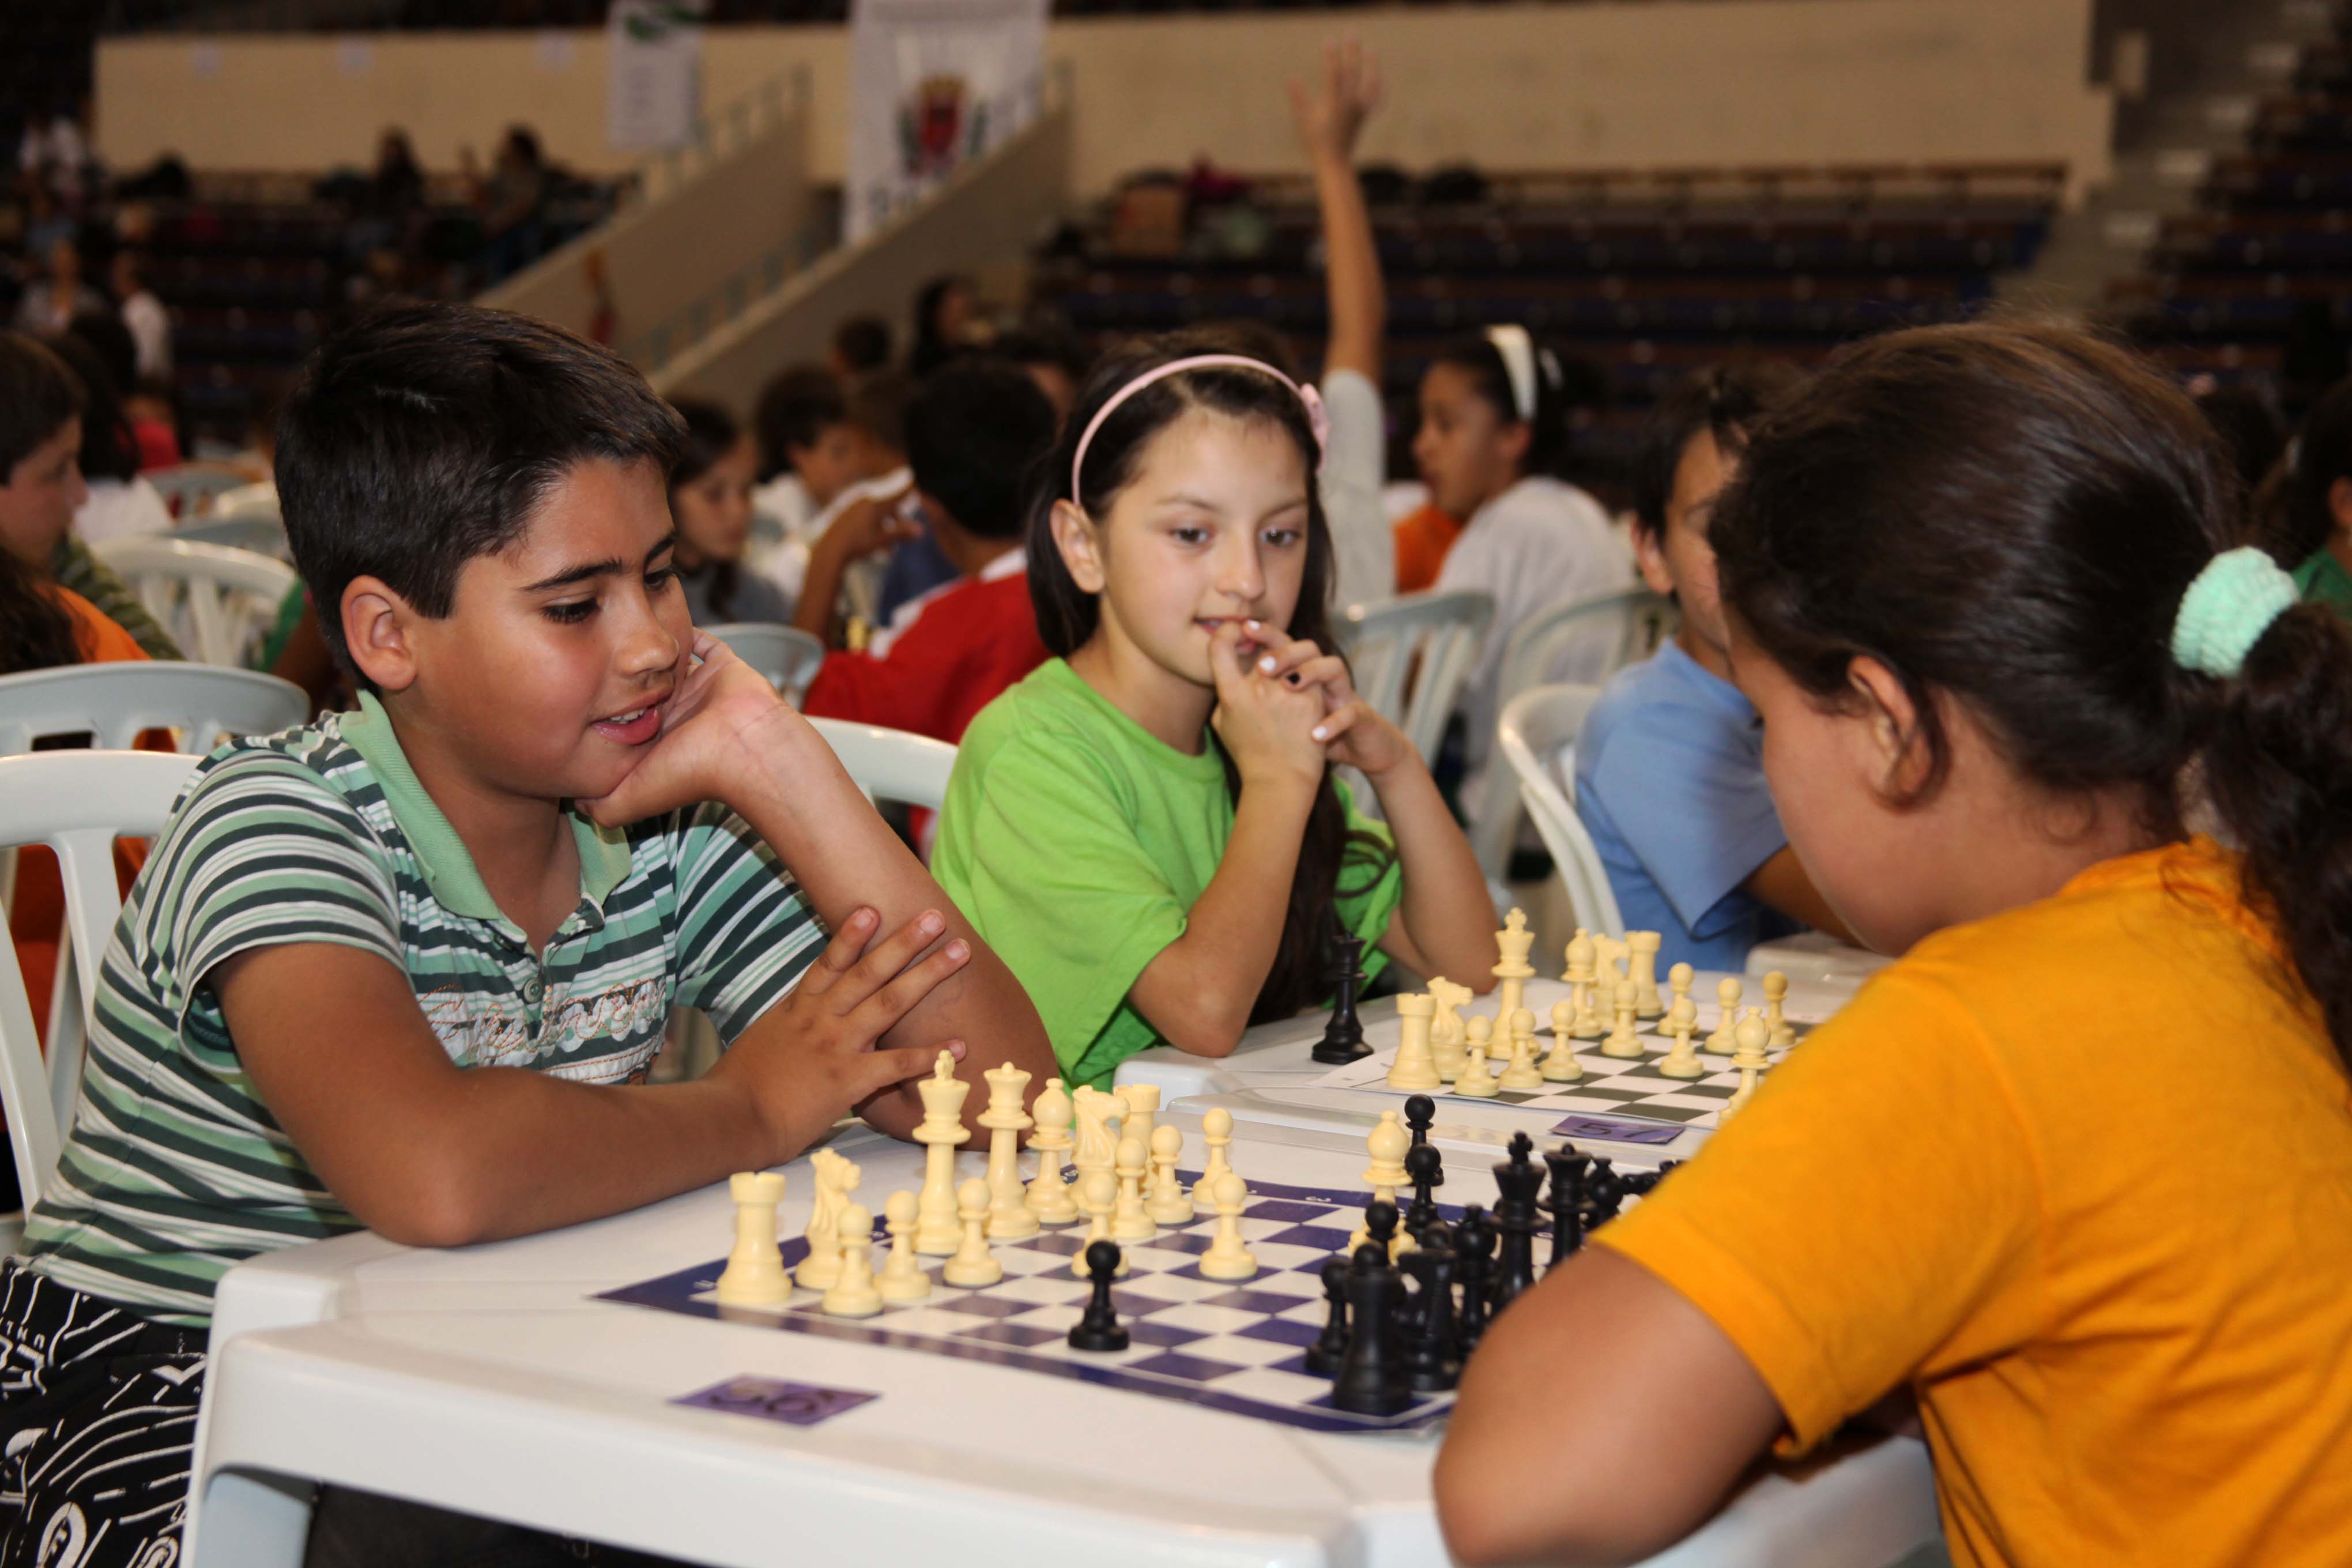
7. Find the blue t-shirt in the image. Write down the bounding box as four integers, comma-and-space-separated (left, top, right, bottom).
1573, 639, 1796, 970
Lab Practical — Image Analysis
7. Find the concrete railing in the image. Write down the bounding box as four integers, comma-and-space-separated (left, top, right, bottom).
478, 71, 822, 362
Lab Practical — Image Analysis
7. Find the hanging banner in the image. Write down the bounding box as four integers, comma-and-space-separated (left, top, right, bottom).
608, 0, 707, 154
846, 0, 1048, 244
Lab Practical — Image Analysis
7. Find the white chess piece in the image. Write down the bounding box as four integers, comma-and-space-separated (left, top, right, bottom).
1198, 1173, 1258, 1280
1601, 979, 1645, 1058
981, 1061, 1038, 1240
1387, 993, 1442, 1090
1463, 1015, 1494, 1079
1656, 993, 1705, 1079
1072, 1169, 1126, 1277
821, 1202, 884, 1317
1192, 1106, 1235, 1204
879, 1190, 932, 1302
1498, 1007, 1545, 1090
1145, 1124, 1194, 1224
1453, 1042, 1500, 1098
794, 1151, 860, 1290
1115, 1082, 1160, 1166
1071, 1085, 1122, 1191
1667, 961, 1695, 1024
913, 1051, 972, 1255
1351, 1112, 1412, 1251
1566, 929, 1605, 1039
1722, 1010, 1771, 1118
715, 1171, 789, 1306
1764, 971, 1796, 1049
1708, 977, 1743, 1051
1492, 907, 1536, 1026
1627, 931, 1664, 1018
1428, 977, 1471, 1081
1541, 1001, 1585, 1082
1111, 1135, 1155, 1242
943, 1178, 1003, 1287
1023, 1078, 1079, 1224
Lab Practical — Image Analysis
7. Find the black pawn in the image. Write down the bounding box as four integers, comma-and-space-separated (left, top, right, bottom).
1330, 1249, 1412, 1415
1067, 1241, 1129, 1352
1400, 1244, 1461, 1392
1543, 1145, 1590, 1268
1310, 933, 1371, 1064
1403, 1142, 1445, 1246
1403, 1094, 1437, 1151
1454, 1205, 1496, 1354
1304, 1254, 1350, 1377
1361, 1197, 1401, 1261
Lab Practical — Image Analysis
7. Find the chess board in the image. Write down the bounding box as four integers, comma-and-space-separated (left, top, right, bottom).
1309, 1012, 1806, 1130
599, 1173, 1526, 1435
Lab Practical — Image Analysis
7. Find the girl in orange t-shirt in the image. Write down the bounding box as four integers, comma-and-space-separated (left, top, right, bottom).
1435, 322, 2352, 1568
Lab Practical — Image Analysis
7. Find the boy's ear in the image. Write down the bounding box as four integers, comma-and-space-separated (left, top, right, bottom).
1630, 522, 1675, 598
342, 576, 421, 694
1845, 654, 1930, 796
1049, 499, 1106, 593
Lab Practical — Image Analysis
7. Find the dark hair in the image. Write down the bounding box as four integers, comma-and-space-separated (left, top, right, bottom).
1713, 316, 2352, 1071
2274, 376, 2352, 568
668, 397, 750, 618
276, 301, 686, 687
1428, 329, 1571, 478
0, 548, 81, 674
1630, 360, 1804, 541
993, 326, 1092, 387
43, 329, 138, 483
910, 275, 969, 377
752, 364, 846, 481
832, 315, 894, 375
904, 362, 1056, 541
502, 125, 542, 167
846, 370, 914, 456
1027, 330, 1392, 1024
2196, 385, 2286, 498
0, 331, 85, 476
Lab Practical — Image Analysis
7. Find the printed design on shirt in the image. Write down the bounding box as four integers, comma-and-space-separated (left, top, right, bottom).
419, 978, 668, 1075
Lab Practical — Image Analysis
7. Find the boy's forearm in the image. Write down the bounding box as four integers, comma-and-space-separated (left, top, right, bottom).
1369, 757, 1498, 989
1312, 150, 1384, 379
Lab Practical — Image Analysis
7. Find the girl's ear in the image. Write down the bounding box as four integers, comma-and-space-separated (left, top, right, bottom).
1845, 654, 1931, 796
1495, 417, 1533, 476
1050, 498, 1107, 594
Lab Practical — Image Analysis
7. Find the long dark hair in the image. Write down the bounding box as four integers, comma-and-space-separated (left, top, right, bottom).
1713, 317, 2352, 1068
2270, 375, 2352, 568
44, 327, 139, 483
0, 548, 81, 674
667, 397, 747, 620
1027, 330, 1392, 1023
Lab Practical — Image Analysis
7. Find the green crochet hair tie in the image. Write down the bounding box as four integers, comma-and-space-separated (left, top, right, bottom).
2170, 546, 2299, 680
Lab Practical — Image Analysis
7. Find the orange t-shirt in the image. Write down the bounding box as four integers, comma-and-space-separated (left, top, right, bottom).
1599, 836, 2352, 1568
1392, 503, 1463, 594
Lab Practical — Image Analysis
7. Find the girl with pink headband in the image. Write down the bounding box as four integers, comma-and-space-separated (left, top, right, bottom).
933, 332, 1496, 1086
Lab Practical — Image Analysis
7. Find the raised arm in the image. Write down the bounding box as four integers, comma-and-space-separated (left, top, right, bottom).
1291, 40, 1385, 385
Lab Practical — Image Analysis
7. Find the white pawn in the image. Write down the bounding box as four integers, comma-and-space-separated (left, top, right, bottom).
943, 1178, 1002, 1287
1024, 1078, 1080, 1225
1723, 1011, 1771, 1120
1498, 1007, 1545, 1090
1453, 1042, 1499, 1098
1541, 1001, 1585, 1081
1111, 1135, 1155, 1242
1764, 971, 1796, 1049
1656, 993, 1705, 1079
1464, 1014, 1495, 1074
1144, 1124, 1194, 1224
821, 1202, 884, 1317
1708, 977, 1743, 1051
879, 1190, 931, 1303
1073, 1169, 1126, 1277
1198, 1173, 1258, 1280
1667, 961, 1695, 1025
1601, 979, 1645, 1058
714, 1171, 789, 1306
1192, 1106, 1235, 1205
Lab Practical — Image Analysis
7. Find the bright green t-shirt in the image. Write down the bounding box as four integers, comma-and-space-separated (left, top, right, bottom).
934, 658, 1403, 1089
2295, 548, 2352, 619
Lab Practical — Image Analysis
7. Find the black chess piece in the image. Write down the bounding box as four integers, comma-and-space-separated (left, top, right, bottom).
1362, 1197, 1402, 1261
1331, 1247, 1412, 1415
1304, 1254, 1350, 1377
1400, 1244, 1461, 1392
1403, 1143, 1445, 1245
1542, 1145, 1590, 1268
1310, 933, 1372, 1064
1582, 1156, 1626, 1228
1403, 1094, 1437, 1152
1067, 1241, 1129, 1352
1454, 1205, 1496, 1354
1490, 1143, 1543, 1310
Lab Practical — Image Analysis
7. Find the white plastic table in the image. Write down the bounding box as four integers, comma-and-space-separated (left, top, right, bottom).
190, 973, 1935, 1568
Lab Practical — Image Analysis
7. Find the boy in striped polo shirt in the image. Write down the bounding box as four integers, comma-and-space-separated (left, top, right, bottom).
0, 303, 1053, 1566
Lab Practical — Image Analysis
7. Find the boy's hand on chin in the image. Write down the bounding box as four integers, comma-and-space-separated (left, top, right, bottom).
579, 631, 793, 826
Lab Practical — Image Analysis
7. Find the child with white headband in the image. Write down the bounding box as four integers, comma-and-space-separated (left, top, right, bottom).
1437, 319, 2352, 1567
933, 331, 1496, 1088
1414, 327, 1629, 824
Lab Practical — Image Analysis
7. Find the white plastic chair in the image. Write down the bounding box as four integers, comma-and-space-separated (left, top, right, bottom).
1497, 683, 1624, 940
805, 717, 956, 811
176, 513, 291, 562
144, 464, 252, 519
707, 622, 826, 706
93, 536, 300, 669
0, 664, 308, 755
1339, 589, 1494, 763
0, 751, 202, 1208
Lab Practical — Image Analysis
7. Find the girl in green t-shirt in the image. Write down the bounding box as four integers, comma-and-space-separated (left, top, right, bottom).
933, 331, 1499, 1086
2268, 380, 2352, 619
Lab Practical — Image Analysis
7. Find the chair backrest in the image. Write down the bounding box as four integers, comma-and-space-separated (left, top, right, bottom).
1339, 589, 1495, 762
0, 664, 308, 755
92, 536, 300, 669
174, 513, 291, 561
706, 622, 827, 706
806, 718, 956, 812
0, 751, 201, 1207
143, 464, 251, 519
1497, 682, 1624, 940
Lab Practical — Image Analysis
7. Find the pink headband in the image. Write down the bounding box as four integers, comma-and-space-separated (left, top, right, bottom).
1068, 354, 1330, 504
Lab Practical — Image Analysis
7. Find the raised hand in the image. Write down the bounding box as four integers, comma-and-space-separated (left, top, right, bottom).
1288, 37, 1384, 167
1207, 620, 1329, 791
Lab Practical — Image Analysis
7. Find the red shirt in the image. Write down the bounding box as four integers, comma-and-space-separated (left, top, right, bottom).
800, 563, 1049, 744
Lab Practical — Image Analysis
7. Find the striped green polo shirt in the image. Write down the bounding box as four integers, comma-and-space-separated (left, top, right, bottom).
23, 693, 824, 1325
